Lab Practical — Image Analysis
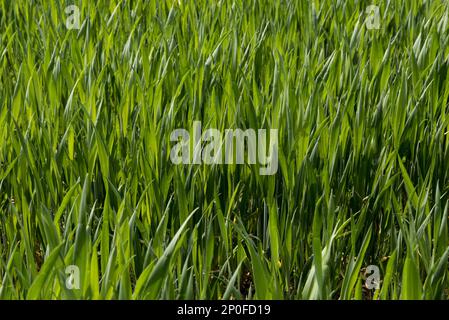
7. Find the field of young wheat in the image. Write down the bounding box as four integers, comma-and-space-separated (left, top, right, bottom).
1, 0, 449, 300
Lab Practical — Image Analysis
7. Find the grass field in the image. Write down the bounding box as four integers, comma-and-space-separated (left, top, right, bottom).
1, 0, 449, 300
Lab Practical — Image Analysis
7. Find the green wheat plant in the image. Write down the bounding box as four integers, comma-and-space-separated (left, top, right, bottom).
1, 0, 449, 300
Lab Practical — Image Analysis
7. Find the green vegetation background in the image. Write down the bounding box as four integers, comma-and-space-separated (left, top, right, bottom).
1, 0, 449, 299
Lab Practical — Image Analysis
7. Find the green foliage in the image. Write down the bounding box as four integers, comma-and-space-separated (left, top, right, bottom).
1, 0, 449, 300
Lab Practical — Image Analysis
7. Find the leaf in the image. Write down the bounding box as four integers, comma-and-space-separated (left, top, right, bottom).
27, 244, 64, 300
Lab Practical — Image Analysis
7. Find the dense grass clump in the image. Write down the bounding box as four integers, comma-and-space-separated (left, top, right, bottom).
1, 0, 449, 299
